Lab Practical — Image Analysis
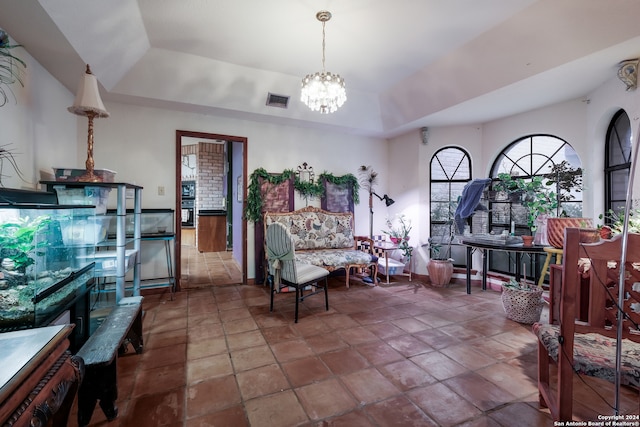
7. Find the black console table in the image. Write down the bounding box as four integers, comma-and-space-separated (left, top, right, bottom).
462, 239, 545, 294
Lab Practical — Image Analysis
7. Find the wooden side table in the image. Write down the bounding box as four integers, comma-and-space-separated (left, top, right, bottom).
374, 241, 412, 284
0, 324, 83, 426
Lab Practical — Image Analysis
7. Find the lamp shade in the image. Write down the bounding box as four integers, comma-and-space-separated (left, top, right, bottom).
68, 65, 109, 117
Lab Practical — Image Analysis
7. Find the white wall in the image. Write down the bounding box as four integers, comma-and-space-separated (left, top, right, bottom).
7, 44, 640, 281
585, 75, 640, 220
388, 73, 640, 276
82, 101, 389, 279
389, 125, 485, 274
0, 45, 77, 189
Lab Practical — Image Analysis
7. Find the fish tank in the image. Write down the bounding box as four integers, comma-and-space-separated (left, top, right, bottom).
0, 203, 98, 332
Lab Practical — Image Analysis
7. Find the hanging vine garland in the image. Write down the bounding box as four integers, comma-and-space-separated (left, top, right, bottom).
244, 168, 360, 222
245, 168, 295, 222
319, 172, 360, 204
295, 179, 324, 199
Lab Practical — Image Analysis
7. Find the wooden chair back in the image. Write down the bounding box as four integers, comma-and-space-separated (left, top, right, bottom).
537, 227, 640, 420
562, 227, 640, 340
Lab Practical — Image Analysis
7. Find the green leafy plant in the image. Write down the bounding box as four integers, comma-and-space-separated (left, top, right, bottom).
320, 172, 359, 204
495, 174, 558, 229
599, 205, 640, 235
383, 214, 413, 259
544, 161, 582, 204
502, 277, 539, 292
245, 168, 296, 222
428, 219, 454, 261
493, 173, 520, 194
0, 29, 27, 107
0, 215, 51, 272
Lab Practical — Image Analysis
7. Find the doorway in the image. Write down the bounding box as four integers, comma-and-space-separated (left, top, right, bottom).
174, 130, 247, 290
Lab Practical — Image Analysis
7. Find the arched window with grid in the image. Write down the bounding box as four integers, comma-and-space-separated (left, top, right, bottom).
430, 147, 471, 265
488, 134, 583, 277
604, 109, 632, 220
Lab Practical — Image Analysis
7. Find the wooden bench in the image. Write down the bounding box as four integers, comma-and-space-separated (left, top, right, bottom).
76, 296, 143, 426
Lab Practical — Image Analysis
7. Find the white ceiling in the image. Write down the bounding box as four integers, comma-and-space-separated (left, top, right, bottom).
1, 0, 640, 138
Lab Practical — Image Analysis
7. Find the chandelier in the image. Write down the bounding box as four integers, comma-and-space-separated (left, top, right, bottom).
301, 11, 346, 114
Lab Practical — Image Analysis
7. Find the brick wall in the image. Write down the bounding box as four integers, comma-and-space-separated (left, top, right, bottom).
198, 142, 225, 210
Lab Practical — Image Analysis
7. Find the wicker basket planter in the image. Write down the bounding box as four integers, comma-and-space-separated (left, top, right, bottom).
501, 285, 544, 324
546, 217, 594, 248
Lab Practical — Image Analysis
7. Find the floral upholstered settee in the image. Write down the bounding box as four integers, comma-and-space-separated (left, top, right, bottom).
264, 206, 377, 288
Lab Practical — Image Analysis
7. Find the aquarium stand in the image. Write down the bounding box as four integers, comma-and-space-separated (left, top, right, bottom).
41, 181, 144, 302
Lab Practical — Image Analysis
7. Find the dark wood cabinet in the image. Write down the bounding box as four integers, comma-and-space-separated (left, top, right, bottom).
197, 212, 227, 252
0, 324, 83, 426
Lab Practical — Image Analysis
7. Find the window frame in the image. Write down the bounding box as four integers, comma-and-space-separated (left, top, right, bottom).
429, 146, 472, 266
487, 134, 583, 279
604, 109, 632, 221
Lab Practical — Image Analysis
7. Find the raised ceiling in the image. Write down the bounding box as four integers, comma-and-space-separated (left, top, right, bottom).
1, 0, 640, 138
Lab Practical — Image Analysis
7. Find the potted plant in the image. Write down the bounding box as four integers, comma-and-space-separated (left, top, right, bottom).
544, 161, 582, 209
543, 161, 597, 247
495, 173, 558, 244
427, 221, 454, 287
383, 214, 413, 260
598, 205, 640, 237
0, 29, 27, 107
493, 173, 523, 201
500, 277, 544, 324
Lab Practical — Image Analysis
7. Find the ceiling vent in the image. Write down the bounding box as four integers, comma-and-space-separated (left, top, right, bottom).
266, 93, 289, 109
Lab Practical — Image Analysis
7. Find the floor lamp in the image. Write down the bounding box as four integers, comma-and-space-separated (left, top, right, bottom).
369, 190, 394, 238
613, 119, 640, 413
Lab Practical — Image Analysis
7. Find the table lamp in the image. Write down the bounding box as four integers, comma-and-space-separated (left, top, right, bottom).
68, 65, 109, 182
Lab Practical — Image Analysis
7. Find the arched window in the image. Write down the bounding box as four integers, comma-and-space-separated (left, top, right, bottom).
604, 110, 632, 219
430, 147, 471, 265
488, 135, 583, 278
489, 134, 583, 234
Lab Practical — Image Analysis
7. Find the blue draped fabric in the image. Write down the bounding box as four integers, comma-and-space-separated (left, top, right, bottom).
454, 178, 492, 234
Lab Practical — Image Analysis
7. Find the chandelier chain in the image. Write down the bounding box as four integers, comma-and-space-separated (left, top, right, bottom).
321, 21, 326, 72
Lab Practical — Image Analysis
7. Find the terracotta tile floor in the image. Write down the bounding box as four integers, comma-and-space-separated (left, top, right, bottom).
70, 262, 639, 426
180, 246, 243, 288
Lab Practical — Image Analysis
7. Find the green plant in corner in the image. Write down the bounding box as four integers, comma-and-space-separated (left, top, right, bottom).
0, 29, 27, 107
493, 173, 520, 194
